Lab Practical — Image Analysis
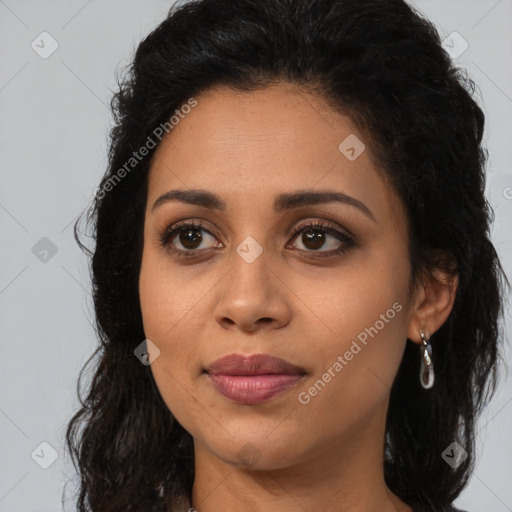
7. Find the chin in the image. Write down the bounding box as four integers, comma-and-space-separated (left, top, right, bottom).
194, 421, 308, 470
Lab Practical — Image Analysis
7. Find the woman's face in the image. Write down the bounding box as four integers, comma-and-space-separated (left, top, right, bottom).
139, 83, 419, 470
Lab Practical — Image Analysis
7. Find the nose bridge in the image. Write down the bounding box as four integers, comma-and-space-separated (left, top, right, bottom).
224, 199, 277, 271
212, 230, 291, 331
228, 233, 275, 296
222, 198, 287, 295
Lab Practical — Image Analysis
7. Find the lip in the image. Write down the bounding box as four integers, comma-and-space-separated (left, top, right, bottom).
205, 353, 306, 404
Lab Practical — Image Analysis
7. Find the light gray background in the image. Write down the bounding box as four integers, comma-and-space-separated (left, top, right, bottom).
1, 1, 511, 510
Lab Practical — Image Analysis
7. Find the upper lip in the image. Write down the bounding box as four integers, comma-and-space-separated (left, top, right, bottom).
205, 353, 306, 376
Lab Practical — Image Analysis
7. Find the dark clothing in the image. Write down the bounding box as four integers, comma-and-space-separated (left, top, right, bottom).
413, 506, 468, 512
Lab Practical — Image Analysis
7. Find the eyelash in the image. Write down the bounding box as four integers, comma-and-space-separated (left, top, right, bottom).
158, 220, 356, 260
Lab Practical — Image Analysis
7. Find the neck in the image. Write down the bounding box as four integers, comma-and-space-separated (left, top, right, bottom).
190, 402, 411, 512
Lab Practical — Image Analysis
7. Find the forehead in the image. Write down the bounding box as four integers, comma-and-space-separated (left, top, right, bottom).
147, 84, 405, 230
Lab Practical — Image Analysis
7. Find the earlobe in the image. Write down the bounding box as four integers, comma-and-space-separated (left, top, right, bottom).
406, 268, 459, 344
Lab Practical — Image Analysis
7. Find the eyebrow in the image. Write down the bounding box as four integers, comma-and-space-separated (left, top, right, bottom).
151, 189, 375, 222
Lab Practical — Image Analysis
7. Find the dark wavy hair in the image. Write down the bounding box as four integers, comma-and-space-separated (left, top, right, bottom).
64, 0, 509, 511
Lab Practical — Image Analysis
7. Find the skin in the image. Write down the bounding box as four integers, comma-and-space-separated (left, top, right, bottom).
138, 83, 458, 512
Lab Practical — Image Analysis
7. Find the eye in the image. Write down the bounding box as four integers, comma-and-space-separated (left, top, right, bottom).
158, 219, 356, 259
159, 221, 220, 258
288, 221, 356, 257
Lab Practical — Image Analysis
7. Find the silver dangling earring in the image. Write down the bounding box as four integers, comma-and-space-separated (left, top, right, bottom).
419, 327, 434, 389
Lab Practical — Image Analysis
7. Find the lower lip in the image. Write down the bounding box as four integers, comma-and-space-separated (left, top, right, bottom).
207, 374, 303, 404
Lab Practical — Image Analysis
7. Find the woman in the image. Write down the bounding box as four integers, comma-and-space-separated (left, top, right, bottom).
65, 0, 509, 511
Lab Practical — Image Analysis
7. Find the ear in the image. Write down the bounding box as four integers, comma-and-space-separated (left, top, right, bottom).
406, 264, 459, 343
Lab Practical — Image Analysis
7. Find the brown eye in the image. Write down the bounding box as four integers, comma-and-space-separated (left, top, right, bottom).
289, 221, 356, 257
159, 221, 220, 255
159, 219, 356, 260
300, 229, 326, 250
178, 227, 203, 250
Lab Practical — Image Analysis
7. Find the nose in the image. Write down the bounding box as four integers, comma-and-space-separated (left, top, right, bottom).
212, 247, 292, 333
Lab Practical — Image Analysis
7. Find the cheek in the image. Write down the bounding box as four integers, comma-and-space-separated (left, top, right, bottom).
138, 246, 209, 348
138, 250, 216, 422
304, 245, 409, 352
292, 305, 407, 452
293, 251, 410, 425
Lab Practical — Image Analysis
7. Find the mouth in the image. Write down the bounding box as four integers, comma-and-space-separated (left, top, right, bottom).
204, 353, 307, 404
